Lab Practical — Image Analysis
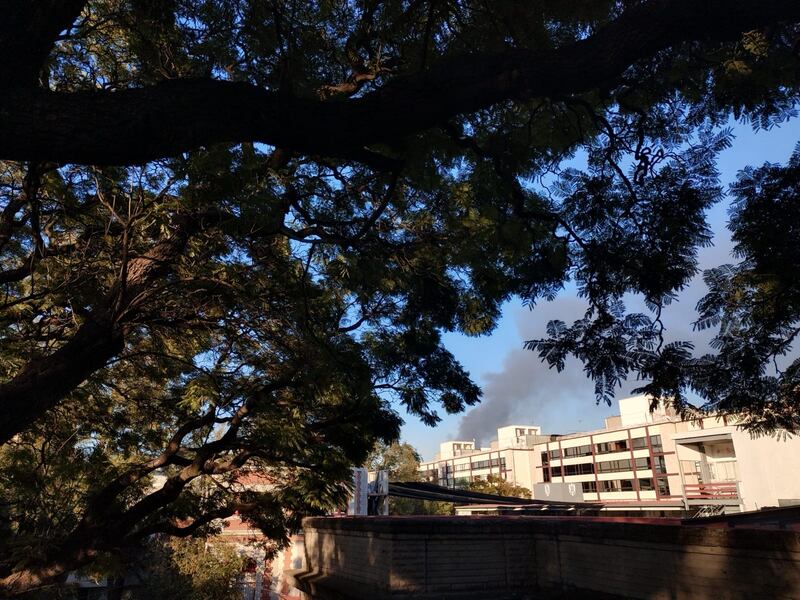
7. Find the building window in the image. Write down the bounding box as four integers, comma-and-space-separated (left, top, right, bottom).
549, 449, 562, 460
595, 440, 628, 455
541, 452, 549, 465
599, 479, 636, 493
563, 463, 595, 476
600, 480, 617, 492
582, 481, 597, 493
634, 457, 651, 470
631, 437, 648, 449
638, 478, 654, 491
563, 444, 593, 458
543, 469, 551, 483
650, 435, 664, 452
551, 466, 562, 477
656, 477, 671, 496
653, 455, 667, 473
469, 457, 505, 471
597, 459, 632, 473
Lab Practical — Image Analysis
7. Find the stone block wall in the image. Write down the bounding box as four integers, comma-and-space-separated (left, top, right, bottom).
289, 516, 800, 599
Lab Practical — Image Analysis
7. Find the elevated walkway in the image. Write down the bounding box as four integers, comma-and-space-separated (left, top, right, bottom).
389, 481, 601, 513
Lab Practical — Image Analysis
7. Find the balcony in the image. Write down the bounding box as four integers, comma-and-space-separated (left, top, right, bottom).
684, 482, 739, 500
673, 432, 742, 509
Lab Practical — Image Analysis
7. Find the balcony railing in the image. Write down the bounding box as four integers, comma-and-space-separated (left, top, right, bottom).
684, 482, 739, 499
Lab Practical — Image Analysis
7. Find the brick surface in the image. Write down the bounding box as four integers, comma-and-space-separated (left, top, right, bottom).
290, 516, 800, 599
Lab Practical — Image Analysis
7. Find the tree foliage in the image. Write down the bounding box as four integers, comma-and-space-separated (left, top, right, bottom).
366, 442, 423, 483
366, 441, 451, 515
465, 475, 531, 500
0, 0, 799, 595
132, 538, 246, 600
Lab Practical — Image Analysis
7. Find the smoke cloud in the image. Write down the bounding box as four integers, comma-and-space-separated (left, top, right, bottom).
456, 297, 601, 445
456, 231, 736, 446
454, 126, 800, 447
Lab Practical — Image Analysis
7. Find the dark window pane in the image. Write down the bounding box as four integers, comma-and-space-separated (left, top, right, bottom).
595, 440, 629, 455
597, 459, 631, 473
600, 480, 619, 492
563, 462, 595, 476
563, 444, 593, 458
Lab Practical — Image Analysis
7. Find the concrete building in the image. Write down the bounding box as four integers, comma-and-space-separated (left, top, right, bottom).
419, 425, 553, 492
420, 395, 800, 513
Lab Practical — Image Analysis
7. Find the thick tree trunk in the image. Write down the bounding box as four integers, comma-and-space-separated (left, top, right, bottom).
0, 314, 123, 444
0, 545, 96, 597
0, 0, 797, 165
0, 1, 88, 86
0, 217, 201, 443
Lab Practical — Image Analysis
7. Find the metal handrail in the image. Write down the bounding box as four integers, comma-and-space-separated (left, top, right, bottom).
684, 482, 739, 499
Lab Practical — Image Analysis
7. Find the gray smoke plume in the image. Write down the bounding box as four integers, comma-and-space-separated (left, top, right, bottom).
456, 297, 595, 445
456, 230, 737, 447
456, 126, 800, 447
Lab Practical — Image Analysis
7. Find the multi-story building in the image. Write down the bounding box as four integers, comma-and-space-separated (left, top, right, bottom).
421, 395, 800, 514
535, 395, 684, 511
419, 425, 554, 491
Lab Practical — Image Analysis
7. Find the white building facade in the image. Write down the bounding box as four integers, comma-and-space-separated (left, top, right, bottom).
420, 395, 800, 513
419, 425, 550, 492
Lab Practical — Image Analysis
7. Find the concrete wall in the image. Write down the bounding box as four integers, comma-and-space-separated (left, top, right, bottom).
503, 448, 534, 491
290, 516, 800, 600
497, 425, 541, 449
439, 441, 476, 460
732, 430, 800, 511
619, 394, 674, 427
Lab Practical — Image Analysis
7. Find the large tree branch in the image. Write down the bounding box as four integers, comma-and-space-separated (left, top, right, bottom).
80, 409, 219, 521
0, 1, 88, 86
0, 0, 797, 165
132, 500, 260, 540
0, 212, 210, 444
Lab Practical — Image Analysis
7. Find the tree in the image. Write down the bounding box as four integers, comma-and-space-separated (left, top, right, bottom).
525, 135, 800, 434
366, 442, 423, 484
367, 441, 422, 515
0, 157, 480, 594
1, 0, 800, 595
366, 441, 451, 515
465, 475, 531, 500
0, 1, 797, 165
132, 537, 246, 600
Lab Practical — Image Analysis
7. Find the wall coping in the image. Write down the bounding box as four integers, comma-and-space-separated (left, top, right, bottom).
302, 515, 800, 552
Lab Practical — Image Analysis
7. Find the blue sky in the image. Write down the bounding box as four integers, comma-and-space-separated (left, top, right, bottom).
401, 118, 800, 461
